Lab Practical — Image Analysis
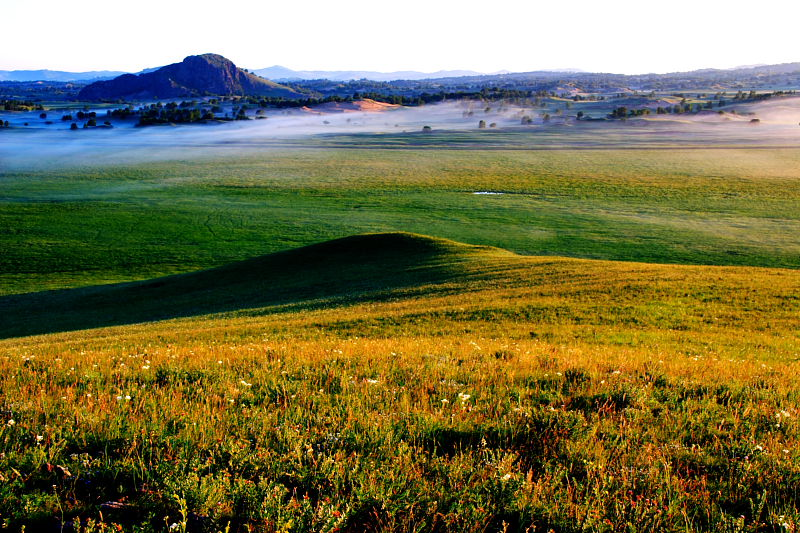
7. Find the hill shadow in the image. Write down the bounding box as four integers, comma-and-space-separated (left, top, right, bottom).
0, 233, 502, 339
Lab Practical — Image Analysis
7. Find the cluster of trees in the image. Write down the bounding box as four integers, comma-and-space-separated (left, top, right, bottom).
104, 101, 257, 126
109, 107, 135, 119
608, 89, 796, 120
61, 111, 98, 121
0, 120, 10, 128
611, 102, 714, 119
137, 105, 215, 126
1, 99, 43, 111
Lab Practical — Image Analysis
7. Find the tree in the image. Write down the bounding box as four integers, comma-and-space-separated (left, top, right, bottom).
70, 122, 78, 130
478, 120, 486, 129
422, 125, 432, 133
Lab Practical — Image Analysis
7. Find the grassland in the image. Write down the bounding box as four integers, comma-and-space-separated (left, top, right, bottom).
2, 147, 799, 296
1, 139, 799, 531
1, 234, 799, 532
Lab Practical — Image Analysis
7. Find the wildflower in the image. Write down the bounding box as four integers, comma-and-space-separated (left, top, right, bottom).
441, 399, 449, 404
36, 435, 44, 443
458, 392, 471, 402
217, 360, 223, 364
239, 380, 252, 387
501, 473, 512, 481
116, 396, 123, 401
6, 419, 15, 426
366, 379, 379, 385
125, 395, 131, 401
141, 365, 150, 370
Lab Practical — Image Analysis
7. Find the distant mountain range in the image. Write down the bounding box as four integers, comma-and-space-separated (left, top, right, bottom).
250, 66, 510, 82
78, 54, 303, 101
4, 57, 800, 102
0, 70, 126, 82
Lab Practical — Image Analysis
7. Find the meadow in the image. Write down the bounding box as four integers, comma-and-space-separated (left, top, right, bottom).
1, 137, 799, 531
1, 234, 799, 532
2, 146, 800, 296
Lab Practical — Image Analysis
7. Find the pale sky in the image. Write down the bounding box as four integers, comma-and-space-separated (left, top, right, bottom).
2, 0, 798, 75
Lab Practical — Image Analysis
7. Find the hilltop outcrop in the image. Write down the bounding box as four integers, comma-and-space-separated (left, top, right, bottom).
78, 54, 303, 101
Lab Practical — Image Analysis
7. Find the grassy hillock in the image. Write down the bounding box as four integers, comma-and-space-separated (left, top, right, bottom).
1, 233, 798, 532
0, 233, 504, 338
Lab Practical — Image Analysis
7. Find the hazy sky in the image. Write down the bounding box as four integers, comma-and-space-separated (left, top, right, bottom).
2, 0, 798, 74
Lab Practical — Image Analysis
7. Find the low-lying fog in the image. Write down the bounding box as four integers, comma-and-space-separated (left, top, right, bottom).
1, 98, 799, 170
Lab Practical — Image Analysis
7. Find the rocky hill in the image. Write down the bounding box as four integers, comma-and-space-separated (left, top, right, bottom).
78, 54, 303, 101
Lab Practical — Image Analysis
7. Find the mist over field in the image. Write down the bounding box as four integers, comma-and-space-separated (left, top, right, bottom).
2, 97, 800, 170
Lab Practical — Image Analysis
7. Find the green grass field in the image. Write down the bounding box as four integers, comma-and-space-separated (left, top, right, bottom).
2, 147, 799, 296
1, 139, 799, 532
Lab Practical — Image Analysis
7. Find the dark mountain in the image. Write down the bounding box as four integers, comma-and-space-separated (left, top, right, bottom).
78, 54, 303, 101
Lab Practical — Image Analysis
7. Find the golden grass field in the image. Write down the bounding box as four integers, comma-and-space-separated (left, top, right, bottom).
2, 234, 798, 532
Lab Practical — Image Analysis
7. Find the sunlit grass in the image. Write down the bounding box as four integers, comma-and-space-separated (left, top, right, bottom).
1, 235, 798, 531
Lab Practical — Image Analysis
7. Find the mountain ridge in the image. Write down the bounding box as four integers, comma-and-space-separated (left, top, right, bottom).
252, 65, 498, 82
0, 69, 127, 82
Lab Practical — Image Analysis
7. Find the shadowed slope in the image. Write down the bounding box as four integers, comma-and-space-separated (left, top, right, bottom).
0, 233, 508, 338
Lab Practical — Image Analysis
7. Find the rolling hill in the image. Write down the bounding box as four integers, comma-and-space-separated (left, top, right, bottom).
2, 232, 797, 341
77, 54, 304, 101
0, 233, 502, 338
